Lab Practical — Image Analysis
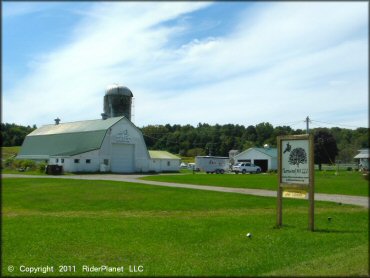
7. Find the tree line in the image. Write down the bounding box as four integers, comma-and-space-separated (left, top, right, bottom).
141, 123, 368, 163
1, 122, 368, 164
1, 123, 36, 147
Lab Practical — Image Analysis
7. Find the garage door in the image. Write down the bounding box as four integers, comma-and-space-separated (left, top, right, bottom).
254, 159, 268, 172
111, 144, 135, 173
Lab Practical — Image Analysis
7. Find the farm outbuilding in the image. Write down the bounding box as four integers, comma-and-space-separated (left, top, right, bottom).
149, 151, 181, 172
233, 147, 277, 172
17, 84, 180, 173
354, 149, 369, 171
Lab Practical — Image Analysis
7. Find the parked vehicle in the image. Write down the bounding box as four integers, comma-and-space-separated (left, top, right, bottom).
195, 156, 229, 174
232, 162, 261, 174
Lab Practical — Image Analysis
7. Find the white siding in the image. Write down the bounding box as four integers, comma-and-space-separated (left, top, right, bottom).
99, 117, 150, 173
149, 159, 180, 172
48, 118, 180, 173
51, 150, 100, 172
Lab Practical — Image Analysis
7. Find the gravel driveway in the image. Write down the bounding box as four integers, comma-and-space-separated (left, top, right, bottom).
3, 174, 368, 208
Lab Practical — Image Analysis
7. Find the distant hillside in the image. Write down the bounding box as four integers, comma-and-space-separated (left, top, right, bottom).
2, 146, 20, 161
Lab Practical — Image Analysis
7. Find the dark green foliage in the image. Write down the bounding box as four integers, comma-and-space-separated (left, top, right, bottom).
1, 123, 36, 146
314, 129, 339, 170
141, 122, 297, 157
38, 162, 47, 173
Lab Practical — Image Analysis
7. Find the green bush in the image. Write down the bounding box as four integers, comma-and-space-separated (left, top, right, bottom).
38, 162, 47, 173
21, 160, 36, 169
9, 159, 37, 171
12, 159, 23, 169
4, 157, 15, 168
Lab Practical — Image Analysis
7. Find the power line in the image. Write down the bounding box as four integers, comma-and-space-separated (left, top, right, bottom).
310, 119, 364, 129
275, 120, 305, 127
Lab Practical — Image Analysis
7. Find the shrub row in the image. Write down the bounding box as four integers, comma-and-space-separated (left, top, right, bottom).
2, 158, 47, 173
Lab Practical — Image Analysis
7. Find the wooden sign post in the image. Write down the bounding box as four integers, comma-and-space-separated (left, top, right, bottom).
277, 134, 315, 231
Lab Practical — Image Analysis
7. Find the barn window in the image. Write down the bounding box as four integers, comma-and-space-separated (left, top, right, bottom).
86, 159, 91, 164
56, 158, 59, 163
103, 159, 109, 165
167, 161, 170, 166
74, 159, 80, 163
61, 159, 64, 163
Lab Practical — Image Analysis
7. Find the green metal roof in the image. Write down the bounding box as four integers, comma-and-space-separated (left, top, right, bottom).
149, 151, 180, 160
253, 147, 277, 158
17, 117, 124, 159
29, 117, 123, 136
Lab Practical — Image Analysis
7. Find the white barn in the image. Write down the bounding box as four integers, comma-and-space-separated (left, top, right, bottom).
17, 84, 181, 173
233, 147, 277, 172
17, 116, 180, 173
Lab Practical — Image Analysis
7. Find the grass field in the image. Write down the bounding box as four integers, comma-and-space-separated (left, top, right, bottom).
2, 178, 368, 276
141, 170, 369, 196
1, 146, 21, 160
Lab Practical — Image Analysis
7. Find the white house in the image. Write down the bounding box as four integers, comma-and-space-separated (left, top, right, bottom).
354, 149, 369, 171
17, 116, 180, 173
233, 147, 277, 172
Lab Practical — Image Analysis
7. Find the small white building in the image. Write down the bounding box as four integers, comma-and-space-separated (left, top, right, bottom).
354, 149, 369, 171
233, 147, 277, 172
17, 116, 180, 173
149, 151, 181, 172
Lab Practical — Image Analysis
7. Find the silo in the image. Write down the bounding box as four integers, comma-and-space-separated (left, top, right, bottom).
103, 84, 133, 121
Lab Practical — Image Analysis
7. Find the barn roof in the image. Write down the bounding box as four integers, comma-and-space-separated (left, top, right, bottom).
29, 117, 123, 135
17, 117, 124, 159
254, 147, 277, 158
354, 149, 369, 159
236, 147, 277, 158
149, 150, 180, 160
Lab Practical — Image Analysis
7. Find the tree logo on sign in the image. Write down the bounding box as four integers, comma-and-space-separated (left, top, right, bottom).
288, 147, 307, 167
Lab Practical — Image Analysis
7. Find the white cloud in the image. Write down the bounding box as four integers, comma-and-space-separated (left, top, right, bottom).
3, 2, 368, 129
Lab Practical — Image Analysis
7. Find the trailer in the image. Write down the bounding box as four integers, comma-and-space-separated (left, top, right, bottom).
195, 156, 230, 174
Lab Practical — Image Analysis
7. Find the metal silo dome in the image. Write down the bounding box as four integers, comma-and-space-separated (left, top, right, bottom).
105, 84, 133, 97
103, 84, 133, 121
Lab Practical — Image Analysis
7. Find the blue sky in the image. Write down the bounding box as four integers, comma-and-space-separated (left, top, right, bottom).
2, 1, 368, 129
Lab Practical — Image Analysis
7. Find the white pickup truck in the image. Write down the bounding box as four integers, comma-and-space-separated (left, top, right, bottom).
232, 162, 261, 174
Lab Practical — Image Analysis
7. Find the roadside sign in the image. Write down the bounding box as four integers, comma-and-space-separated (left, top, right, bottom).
277, 134, 315, 231
281, 139, 310, 185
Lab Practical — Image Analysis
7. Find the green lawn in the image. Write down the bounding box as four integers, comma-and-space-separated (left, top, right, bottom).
2, 178, 368, 276
141, 170, 369, 196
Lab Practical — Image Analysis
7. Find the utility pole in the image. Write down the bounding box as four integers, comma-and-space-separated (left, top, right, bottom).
305, 116, 310, 134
